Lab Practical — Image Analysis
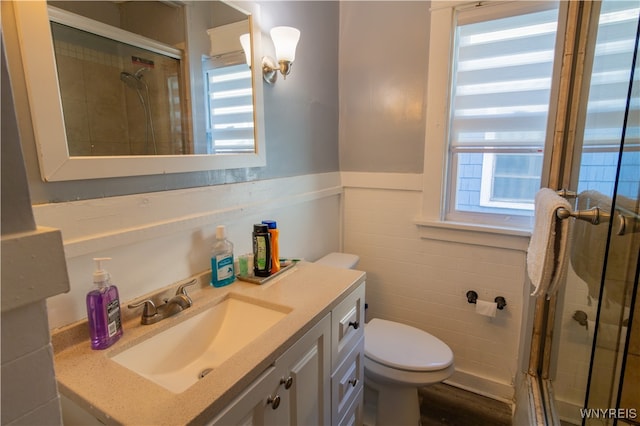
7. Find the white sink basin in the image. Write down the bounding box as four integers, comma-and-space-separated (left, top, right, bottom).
111, 293, 291, 393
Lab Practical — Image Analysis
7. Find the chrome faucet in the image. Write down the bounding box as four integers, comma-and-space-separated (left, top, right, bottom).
128, 279, 197, 325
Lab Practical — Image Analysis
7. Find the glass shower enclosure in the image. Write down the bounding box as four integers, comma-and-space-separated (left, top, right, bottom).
540, 1, 639, 424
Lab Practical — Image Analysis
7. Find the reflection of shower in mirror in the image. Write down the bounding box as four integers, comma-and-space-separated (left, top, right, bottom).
120, 68, 158, 154
12, 0, 267, 180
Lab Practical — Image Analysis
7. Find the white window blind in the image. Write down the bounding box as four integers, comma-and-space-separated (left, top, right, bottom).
450, 4, 558, 150
205, 64, 254, 154
446, 2, 560, 226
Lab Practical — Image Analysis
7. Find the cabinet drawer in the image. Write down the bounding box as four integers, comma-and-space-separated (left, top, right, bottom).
338, 387, 363, 426
331, 336, 364, 425
331, 283, 365, 370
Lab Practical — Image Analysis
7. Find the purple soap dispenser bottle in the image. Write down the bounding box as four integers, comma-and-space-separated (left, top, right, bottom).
86, 257, 123, 350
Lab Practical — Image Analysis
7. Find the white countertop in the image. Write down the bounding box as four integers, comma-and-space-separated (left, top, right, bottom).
52, 261, 366, 425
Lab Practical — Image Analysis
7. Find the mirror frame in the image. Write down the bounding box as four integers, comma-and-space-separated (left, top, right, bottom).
13, 0, 266, 182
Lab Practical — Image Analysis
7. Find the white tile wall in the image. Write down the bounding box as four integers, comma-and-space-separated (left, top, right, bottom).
343, 186, 528, 400
1, 302, 61, 425
1, 229, 68, 425
5, 398, 62, 426
37, 173, 344, 329
1, 301, 50, 360
11, 171, 530, 416
1, 174, 342, 425
553, 266, 630, 424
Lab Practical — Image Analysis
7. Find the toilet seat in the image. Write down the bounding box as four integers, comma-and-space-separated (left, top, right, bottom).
365, 319, 453, 372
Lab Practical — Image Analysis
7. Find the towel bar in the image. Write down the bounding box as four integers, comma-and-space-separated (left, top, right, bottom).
617, 213, 640, 236
556, 206, 609, 225
554, 188, 640, 236
556, 206, 640, 236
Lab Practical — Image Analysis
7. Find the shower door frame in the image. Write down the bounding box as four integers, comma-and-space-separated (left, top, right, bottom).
528, 1, 640, 424
528, 0, 599, 387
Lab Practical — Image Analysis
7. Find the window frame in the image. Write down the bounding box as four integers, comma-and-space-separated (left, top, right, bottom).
420, 0, 564, 234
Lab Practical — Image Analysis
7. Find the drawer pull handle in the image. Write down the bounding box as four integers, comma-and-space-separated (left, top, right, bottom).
267, 395, 281, 410
348, 321, 360, 330
348, 378, 359, 387
280, 376, 293, 389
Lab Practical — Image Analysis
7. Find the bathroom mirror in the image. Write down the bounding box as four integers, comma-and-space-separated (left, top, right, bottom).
12, 0, 266, 181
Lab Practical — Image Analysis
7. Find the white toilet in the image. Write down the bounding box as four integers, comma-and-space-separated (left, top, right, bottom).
316, 253, 455, 426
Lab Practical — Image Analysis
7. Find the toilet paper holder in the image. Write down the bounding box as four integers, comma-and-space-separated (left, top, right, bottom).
466, 290, 507, 310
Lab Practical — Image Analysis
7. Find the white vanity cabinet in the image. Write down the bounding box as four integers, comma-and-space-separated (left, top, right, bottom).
210, 282, 366, 426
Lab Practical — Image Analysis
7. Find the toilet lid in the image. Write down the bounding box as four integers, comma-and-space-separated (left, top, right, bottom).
365, 319, 453, 372
315, 252, 359, 269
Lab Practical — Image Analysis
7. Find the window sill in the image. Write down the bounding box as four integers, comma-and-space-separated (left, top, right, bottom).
415, 219, 531, 251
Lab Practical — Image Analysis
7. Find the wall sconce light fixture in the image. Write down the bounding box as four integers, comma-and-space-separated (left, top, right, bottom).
239, 26, 300, 84
261, 26, 300, 84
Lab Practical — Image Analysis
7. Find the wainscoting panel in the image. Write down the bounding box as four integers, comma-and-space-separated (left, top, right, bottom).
342, 173, 527, 401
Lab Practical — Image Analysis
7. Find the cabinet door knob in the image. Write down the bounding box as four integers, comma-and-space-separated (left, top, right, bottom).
267, 395, 281, 410
348, 378, 359, 387
348, 321, 360, 330
280, 376, 293, 390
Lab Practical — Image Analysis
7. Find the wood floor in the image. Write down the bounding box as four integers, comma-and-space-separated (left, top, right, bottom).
419, 383, 512, 426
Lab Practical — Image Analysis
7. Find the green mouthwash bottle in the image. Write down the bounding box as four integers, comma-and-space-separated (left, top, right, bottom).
211, 225, 235, 287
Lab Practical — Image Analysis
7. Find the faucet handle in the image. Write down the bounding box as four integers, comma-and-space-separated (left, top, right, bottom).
176, 279, 198, 297
128, 299, 157, 318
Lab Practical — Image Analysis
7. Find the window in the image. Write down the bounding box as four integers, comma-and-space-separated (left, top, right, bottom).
445, 2, 560, 227
479, 153, 543, 210
204, 62, 254, 154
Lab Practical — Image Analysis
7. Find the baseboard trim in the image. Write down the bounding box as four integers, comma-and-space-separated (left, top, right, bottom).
445, 369, 514, 405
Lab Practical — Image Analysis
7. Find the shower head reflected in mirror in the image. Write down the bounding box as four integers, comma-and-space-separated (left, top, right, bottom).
119, 68, 157, 154
120, 71, 145, 90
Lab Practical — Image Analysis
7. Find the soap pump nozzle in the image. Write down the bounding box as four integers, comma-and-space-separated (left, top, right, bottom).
93, 257, 112, 287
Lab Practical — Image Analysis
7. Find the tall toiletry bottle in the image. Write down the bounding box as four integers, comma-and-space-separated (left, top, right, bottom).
262, 220, 280, 273
211, 225, 236, 287
253, 224, 272, 277
86, 257, 123, 350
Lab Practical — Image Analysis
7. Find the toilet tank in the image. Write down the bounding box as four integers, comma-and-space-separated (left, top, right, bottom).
315, 252, 359, 269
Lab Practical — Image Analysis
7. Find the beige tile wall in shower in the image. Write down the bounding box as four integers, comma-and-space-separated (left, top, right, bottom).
54, 38, 183, 156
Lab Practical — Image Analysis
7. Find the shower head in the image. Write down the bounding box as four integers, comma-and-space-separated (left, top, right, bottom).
134, 67, 150, 79
120, 71, 145, 90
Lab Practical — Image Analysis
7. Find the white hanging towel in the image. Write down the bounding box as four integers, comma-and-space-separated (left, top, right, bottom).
527, 188, 572, 298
